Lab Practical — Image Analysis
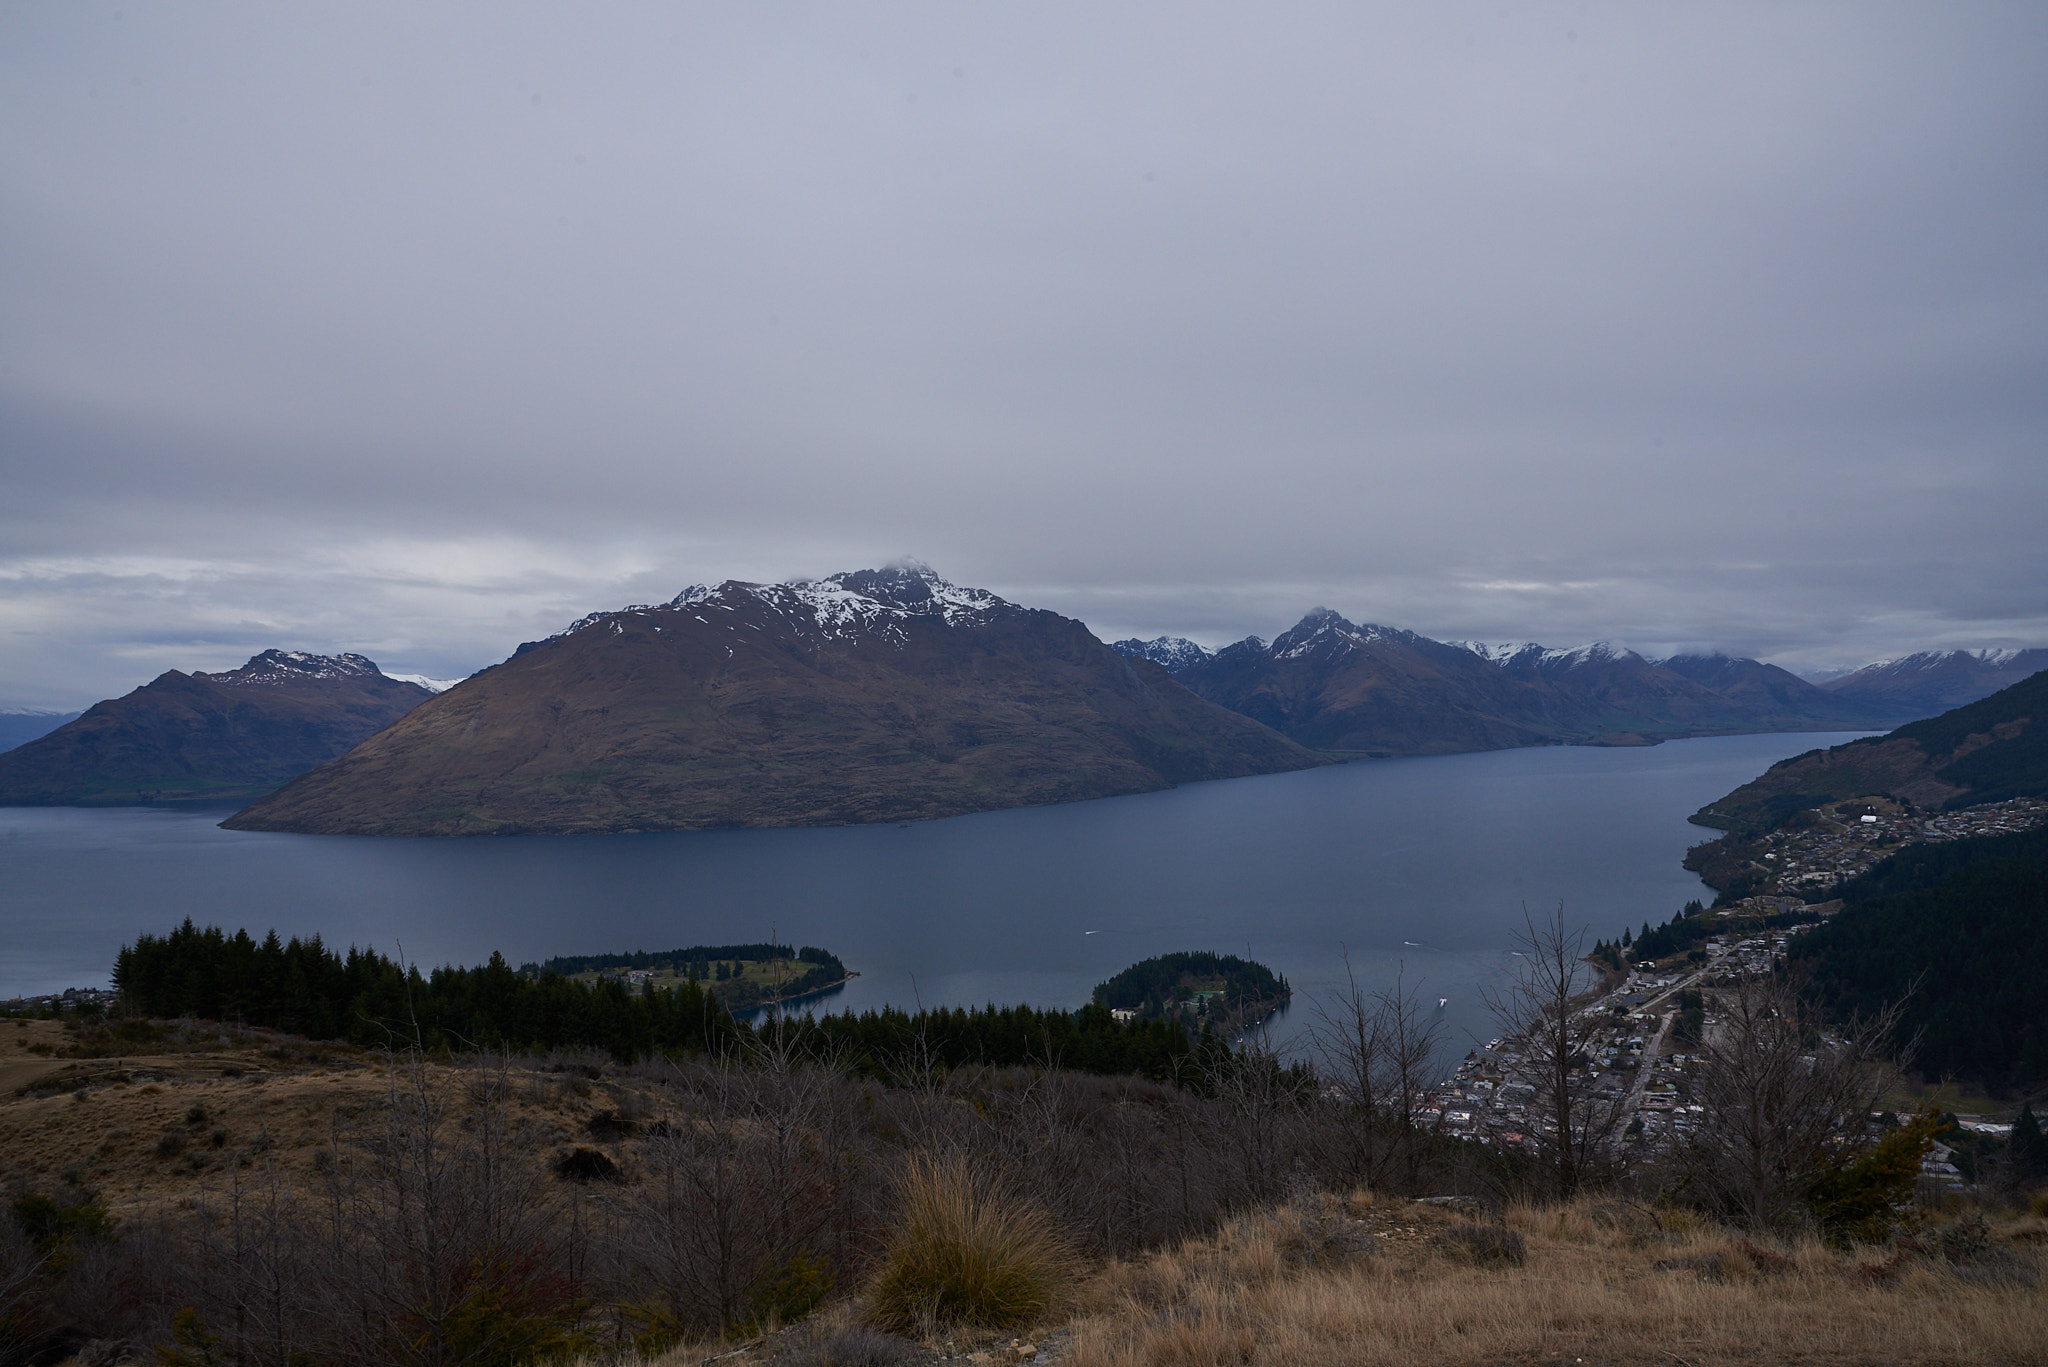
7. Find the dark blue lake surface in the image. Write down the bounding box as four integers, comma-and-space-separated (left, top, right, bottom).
0, 732, 1861, 1056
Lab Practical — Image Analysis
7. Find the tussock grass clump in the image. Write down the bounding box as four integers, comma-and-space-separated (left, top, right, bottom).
867, 1154, 1077, 1334
1436, 1222, 1525, 1267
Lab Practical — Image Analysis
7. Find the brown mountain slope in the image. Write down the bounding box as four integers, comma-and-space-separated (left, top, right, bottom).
0, 652, 433, 806
224, 565, 1324, 836
1690, 666, 2048, 834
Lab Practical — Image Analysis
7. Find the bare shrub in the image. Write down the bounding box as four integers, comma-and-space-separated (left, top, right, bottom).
1308, 955, 1443, 1194
1436, 1222, 1526, 1267
866, 1153, 1077, 1334
304, 1049, 586, 1367
612, 1048, 849, 1339
789, 1325, 922, 1367
1674, 973, 1904, 1233
1480, 905, 1625, 1200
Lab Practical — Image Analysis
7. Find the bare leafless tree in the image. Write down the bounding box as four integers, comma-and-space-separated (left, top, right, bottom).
182, 1155, 318, 1367
1479, 904, 1624, 1198
311, 1048, 576, 1367
620, 1039, 846, 1337
1190, 1021, 1309, 1205
1673, 972, 1906, 1231
1309, 955, 1444, 1192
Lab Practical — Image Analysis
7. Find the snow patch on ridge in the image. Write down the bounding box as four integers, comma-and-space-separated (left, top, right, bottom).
1270, 609, 1410, 661
1110, 637, 1212, 672
1453, 640, 1641, 669
1453, 641, 1544, 665
546, 561, 1017, 649
200, 650, 387, 686
384, 673, 463, 693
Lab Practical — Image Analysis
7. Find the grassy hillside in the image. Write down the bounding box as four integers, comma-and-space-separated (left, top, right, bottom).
4, 1016, 2042, 1367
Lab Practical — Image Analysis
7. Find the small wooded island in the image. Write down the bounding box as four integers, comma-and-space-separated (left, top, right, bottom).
526, 942, 853, 1013
1092, 951, 1290, 1032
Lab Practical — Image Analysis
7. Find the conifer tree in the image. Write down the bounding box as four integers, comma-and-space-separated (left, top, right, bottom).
2013, 1102, 2046, 1180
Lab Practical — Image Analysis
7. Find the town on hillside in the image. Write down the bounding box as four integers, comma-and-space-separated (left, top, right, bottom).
1697, 795, 2048, 900
1423, 793, 2048, 1182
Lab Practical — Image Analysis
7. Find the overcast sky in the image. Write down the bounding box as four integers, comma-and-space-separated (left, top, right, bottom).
3, 3, 2044, 708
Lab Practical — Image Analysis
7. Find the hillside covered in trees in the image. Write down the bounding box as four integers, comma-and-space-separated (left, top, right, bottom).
110, 921, 1210, 1082
530, 942, 850, 1012
1788, 825, 2048, 1093
1691, 667, 2048, 836
1092, 951, 1289, 1029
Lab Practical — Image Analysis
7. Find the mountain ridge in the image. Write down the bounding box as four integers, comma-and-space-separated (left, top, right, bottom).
0, 652, 434, 806
1815, 648, 2048, 717
223, 564, 1326, 836
1690, 666, 2048, 834
1113, 611, 1892, 755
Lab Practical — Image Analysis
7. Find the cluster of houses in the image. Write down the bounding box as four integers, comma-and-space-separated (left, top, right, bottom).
1420, 910, 2008, 1191
1750, 795, 2046, 897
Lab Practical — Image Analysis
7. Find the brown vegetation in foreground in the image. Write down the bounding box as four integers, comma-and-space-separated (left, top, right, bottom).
5, 1010, 2045, 1367
1057, 1195, 2048, 1367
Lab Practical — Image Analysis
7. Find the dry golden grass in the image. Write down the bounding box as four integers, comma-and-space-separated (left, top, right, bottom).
1059, 1194, 2048, 1367
0, 1021, 601, 1219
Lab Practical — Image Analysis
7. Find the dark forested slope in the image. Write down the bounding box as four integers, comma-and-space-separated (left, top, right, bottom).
1789, 826, 2048, 1093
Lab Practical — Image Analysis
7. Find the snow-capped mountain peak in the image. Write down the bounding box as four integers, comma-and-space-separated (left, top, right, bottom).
1270, 609, 1410, 661
200, 650, 387, 686
1110, 636, 1213, 673
383, 673, 464, 693
1453, 639, 1640, 670
544, 563, 1017, 651
1453, 640, 1544, 666
1542, 640, 1641, 669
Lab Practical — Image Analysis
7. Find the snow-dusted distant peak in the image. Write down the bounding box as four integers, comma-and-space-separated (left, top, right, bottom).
1453, 640, 1545, 666
763, 562, 1012, 636
1538, 641, 1643, 669
1271, 609, 1412, 660
545, 563, 1018, 649
383, 673, 464, 693
1110, 636, 1212, 672
1829, 647, 2046, 679
1452, 639, 1643, 671
1563, 640, 1629, 663
201, 650, 386, 686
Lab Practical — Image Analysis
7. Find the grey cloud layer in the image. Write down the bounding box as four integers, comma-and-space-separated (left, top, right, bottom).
3, 3, 2044, 706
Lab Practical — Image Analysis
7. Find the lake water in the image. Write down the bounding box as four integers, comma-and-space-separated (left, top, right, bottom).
0, 732, 1861, 1059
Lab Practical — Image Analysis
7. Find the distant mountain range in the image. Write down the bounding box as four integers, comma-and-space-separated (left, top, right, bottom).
0, 711, 83, 755
8, 568, 2039, 833
0, 652, 434, 806
223, 563, 1322, 835
1691, 665, 2048, 835
1815, 648, 2048, 717
1115, 610, 1896, 755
